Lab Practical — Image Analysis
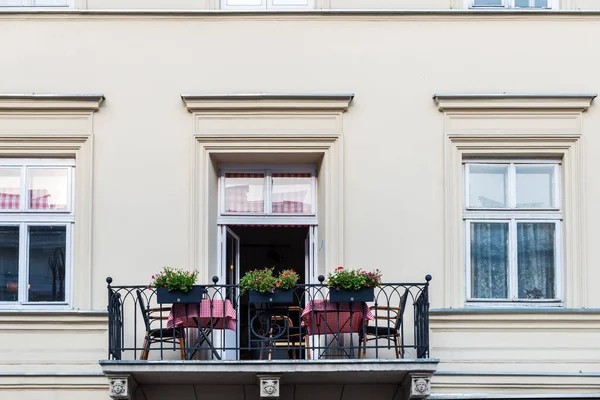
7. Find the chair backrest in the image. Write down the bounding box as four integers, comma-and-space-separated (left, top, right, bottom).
136, 289, 151, 332
394, 289, 410, 331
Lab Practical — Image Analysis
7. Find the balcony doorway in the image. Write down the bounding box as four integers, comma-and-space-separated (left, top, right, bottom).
220, 225, 315, 360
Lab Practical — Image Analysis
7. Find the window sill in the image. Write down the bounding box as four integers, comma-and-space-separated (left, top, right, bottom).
465, 300, 564, 308
0, 303, 73, 311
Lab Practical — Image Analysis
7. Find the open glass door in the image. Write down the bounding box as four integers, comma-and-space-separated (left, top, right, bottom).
223, 227, 240, 305
305, 226, 316, 283
220, 226, 240, 360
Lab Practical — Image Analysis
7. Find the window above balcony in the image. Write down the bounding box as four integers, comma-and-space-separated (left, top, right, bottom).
218, 165, 317, 225
0, 0, 71, 8
467, 0, 558, 8
221, 0, 315, 10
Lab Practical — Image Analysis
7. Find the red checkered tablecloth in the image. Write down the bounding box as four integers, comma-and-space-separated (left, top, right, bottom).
301, 300, 374, 335
166, 299, 237, 332
0, 189, 61, 210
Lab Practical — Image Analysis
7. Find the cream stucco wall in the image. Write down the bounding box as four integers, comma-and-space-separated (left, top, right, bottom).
1, 11, 600, 399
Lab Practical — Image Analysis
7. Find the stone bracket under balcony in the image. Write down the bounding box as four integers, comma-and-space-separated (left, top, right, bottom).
100, 359, 438, 400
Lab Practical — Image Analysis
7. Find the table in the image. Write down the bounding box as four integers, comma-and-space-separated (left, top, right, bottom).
301, 300, 374, 359
167, 299, 237, 360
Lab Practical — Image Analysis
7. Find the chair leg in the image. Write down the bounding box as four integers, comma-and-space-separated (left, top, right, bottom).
140, 337, 150, 360
178, 337, 186, 360
393, 335, 400, 359
357, 333, 362, 359
305, 335, 311, 360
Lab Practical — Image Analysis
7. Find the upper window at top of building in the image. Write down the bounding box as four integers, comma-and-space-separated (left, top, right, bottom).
221, 0, 314, 10
469, 0, 557, 8
0, 0, 70, 7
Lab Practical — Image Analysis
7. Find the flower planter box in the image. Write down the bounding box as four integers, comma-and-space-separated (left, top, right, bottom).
156, 285, 207, 304
329, 286, 375, 302
249, 289, 294, 304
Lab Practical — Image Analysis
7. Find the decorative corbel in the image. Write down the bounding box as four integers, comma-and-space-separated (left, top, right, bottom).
108, 375, 138, 400
402, 372, 432, 399
257, 374, 281, 398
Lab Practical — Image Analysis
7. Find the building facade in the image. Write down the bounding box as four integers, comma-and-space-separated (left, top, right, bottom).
0, 1, 599, 399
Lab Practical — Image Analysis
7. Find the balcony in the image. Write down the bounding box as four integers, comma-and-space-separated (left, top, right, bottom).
99, 276, 438, 400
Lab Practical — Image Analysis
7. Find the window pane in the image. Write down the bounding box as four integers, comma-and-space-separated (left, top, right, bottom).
32, 0, 69, 5
0, 226, 19, 302
224, 0, 262, 5
224, 173, 264, 213
516, 165, 555, 208
0, 1, 26, 6
470, 222, 509, 299
272, 173, 312, 214
517, 223, 555, 299
0, 168, 21, 211
27, 168, 69, 211
473, 0, 503, 6
468, 165, 508, 208
272, 0, 309, 5
515, 0, 547, 7
28, 226, 66, 302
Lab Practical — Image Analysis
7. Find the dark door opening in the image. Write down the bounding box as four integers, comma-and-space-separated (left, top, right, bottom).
225, 225, 309, 360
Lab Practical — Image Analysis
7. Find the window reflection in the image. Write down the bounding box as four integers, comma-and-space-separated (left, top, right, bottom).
0, 226, 19, 302
28, 226, 66, 302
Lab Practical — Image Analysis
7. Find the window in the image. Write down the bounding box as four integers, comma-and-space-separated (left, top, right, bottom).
0, 0, 69, 7
470, 0, 554, 8
0, 159, 74, 306
220, 0, 315, 10
220, 168, 315, 216
464, 160, 561, 303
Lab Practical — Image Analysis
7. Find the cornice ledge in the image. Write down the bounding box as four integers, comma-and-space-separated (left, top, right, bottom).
181, 93, 354, 113
0, 94, 105, 111
433, 94, 597, 112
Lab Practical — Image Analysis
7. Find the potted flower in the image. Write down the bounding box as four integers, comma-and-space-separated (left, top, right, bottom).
240, 268, 299, 303
326, 266, 382, 302
150, 266, 204, 304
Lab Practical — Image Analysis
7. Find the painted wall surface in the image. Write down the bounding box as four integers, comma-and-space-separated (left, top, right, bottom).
0, 11, 600, 399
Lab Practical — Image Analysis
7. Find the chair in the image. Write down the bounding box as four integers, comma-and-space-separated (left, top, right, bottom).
136, 289, 186, 360
259, 307, 309, 360
359, 289, 409, 359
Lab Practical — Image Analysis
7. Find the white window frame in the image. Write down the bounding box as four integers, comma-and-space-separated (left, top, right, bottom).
217, 164, 317, 226
467, 0, 558, 8
463, 159, 563, 306
0, 0, 72, 8
220, 0, 315, 11
0, 158, 75, 309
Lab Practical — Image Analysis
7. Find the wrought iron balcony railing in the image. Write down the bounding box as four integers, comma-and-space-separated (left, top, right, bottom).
106, 275, 431, 362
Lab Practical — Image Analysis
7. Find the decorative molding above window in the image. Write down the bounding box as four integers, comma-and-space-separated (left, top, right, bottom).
435, 93, 594, 309
434, 94, 595, 112
0, 94, 104, 111
181, 94, 353, 113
